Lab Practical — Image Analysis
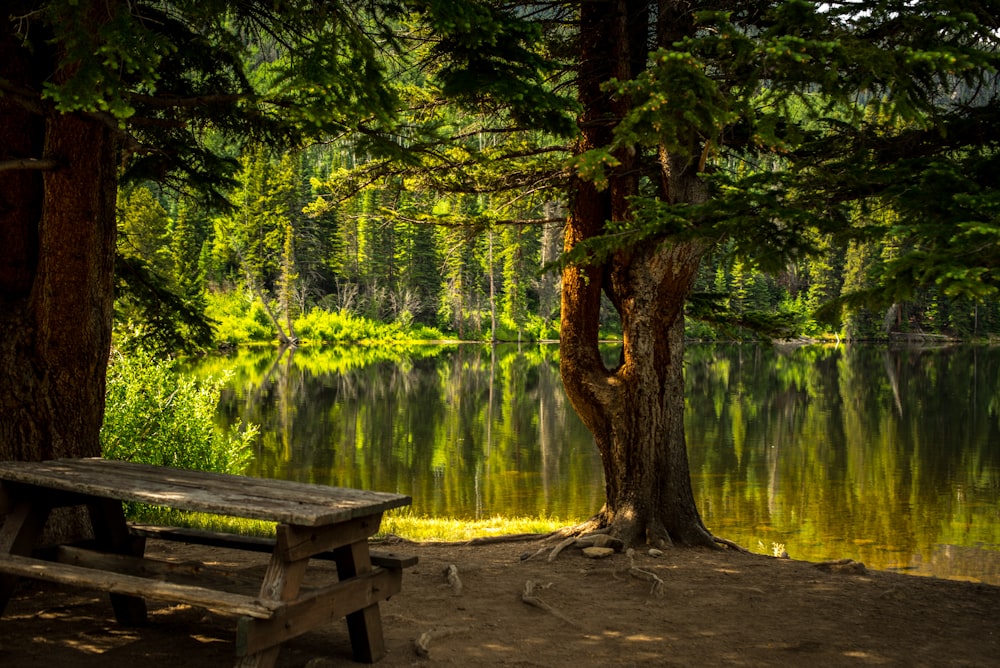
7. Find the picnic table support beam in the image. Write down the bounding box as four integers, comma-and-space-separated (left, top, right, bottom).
236, 534, 310, 668
236, 567, 402, 658
87, 496, 148, 625
334, 539, 385, 663
0, 499, 50, 616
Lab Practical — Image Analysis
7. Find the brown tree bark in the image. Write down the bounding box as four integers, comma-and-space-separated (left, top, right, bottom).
559, 0, 716, 548
0, 7, 119, 466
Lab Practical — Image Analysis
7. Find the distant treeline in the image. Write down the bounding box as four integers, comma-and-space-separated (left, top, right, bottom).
116, 143, 1000, 351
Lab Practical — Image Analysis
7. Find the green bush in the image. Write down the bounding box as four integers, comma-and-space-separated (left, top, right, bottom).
101, 349, 256, 475
294, 308, 410, 343
204, 291, 274, 345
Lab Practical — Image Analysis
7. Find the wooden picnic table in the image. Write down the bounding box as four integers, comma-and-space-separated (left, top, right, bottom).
0, 457, 414, 667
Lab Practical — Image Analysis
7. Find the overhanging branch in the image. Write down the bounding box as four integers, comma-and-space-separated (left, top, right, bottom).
0, 158, 58, 173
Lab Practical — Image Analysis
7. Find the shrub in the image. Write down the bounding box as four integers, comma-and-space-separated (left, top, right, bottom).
101, 349, 256, 475
204, 291, 274, 345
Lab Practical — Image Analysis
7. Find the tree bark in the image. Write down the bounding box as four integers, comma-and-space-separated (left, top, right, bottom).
0, 7, 119, 465
559, 0, 715, 548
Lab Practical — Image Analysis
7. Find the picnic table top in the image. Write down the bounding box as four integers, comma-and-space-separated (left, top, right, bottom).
0, 458, 411, 527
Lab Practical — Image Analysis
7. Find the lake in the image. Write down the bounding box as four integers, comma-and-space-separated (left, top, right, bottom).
196, 342, 1000, 585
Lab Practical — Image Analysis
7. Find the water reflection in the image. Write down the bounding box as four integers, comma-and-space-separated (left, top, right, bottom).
198, 343, 1000, 584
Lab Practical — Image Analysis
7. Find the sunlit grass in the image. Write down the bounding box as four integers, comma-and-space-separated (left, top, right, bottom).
380, 512, 569, 542
128, 507, 571, 543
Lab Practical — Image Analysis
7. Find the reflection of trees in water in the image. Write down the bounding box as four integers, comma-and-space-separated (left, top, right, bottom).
686, 343, 1000, 581
207, 343, 603, 520
200, 343, 999, 580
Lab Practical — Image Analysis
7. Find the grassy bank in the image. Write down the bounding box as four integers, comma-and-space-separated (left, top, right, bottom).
129, 508, 570, 543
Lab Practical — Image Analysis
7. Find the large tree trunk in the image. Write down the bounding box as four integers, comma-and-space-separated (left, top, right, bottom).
0, 11, 119, 465
559, 0, 715, 548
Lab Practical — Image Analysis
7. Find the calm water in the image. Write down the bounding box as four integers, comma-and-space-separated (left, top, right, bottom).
197, 343, 1000, 584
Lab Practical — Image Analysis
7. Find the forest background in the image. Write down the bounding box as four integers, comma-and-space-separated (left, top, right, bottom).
120, 140, 1000, 353
113, 20, 1000, 356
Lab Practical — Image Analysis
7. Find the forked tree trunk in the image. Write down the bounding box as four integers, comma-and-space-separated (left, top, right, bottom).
559, 0, 716, 548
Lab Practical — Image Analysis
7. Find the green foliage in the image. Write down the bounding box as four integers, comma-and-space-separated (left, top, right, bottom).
380, 512, 567, 542
294, 307, 446, 344
295, 308, 407, 343
556, 0, 1000, 343
115, 186, 213, 354
204, 291, 275, 345
43, 0, 1000, 350
114, 254, 215, 356
205, 288, 451, 346
101, 349, 256, 475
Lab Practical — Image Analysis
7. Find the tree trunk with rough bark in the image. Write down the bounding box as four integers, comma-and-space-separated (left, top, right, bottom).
0, 7, 119, 467
559, 0, 716, 548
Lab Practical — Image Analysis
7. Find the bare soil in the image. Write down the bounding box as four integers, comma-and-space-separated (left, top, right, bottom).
2, 537, 998, 667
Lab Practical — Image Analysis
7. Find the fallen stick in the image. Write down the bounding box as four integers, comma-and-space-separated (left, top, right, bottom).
413, 627, 465, 658
443, 563, 463, 594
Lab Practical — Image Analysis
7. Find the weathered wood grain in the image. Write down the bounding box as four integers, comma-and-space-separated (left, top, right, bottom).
236, 567, 401, 657
53, 545, 260, 595
0, 458, 411, 526
0, 553, 282, 618
129, 523, 419, 569
0, 458, 414, 666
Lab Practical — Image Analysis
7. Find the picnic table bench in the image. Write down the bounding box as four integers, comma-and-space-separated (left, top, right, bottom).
0, 457, 414, 667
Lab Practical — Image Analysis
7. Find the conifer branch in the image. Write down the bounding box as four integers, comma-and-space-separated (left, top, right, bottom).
0, 158, 58, 173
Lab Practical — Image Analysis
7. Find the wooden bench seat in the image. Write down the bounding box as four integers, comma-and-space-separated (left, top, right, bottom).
128, 523, 417, 570
0, 551, 281, 618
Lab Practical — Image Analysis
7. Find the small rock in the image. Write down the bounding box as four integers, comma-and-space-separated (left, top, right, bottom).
582, 547, 615, 559
305, 659, 339, 668
648, 548, 664, 558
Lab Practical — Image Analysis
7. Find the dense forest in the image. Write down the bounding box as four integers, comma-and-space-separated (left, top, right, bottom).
108, 5, 1000, 353
118, 136, 1000, 352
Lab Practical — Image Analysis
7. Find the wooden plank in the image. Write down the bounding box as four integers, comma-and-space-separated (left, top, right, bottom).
235, 534, 311, 668
0, 553, 282, 619
0, 459, 410, 526
236, 567, 401, 657
52, 545, 261, 595
129, 524, 418, 569
87, 496, 148, 625
275, 518, 381, 563
333, 539, 385, 663
0, 500, 51, 617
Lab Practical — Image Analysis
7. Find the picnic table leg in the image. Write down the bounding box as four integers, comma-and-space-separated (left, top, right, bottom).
235, 545, 310, 668
0, 500, 50, 616
86, 497, 148, 625
333, 540, 385, 663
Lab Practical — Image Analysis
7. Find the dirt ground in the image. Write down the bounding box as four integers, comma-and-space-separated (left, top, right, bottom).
2, 536, 998, 667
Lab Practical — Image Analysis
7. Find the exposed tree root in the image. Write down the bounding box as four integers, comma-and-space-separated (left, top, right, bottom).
520, 580, 581, 627
382, 533, 552, 548
713, 535, 749, 552
413, 627, 466, 658
465, 532, 554, 545
382, 521, 745, 556
546, 533, 625, 562
621, 548, 665, 597
544, 517, 605, 542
